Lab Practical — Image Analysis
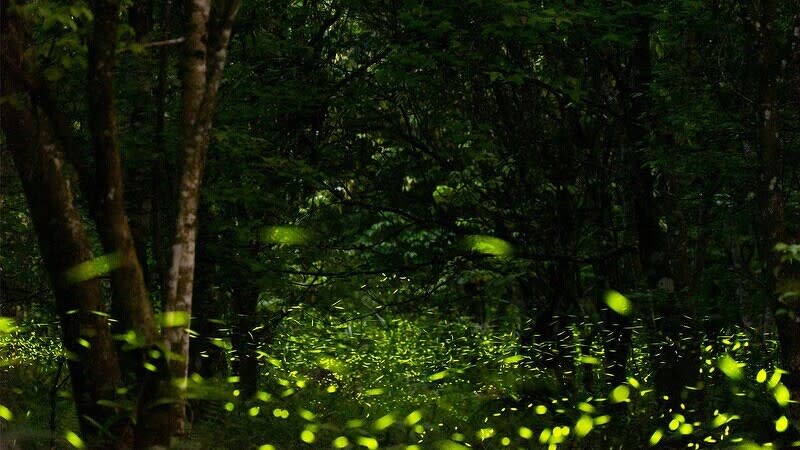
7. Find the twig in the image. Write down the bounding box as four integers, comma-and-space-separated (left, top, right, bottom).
142, 37, 186, 48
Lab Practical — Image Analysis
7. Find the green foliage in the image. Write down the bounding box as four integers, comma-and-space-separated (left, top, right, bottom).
3, 0, 800, 447
2, 310, 800, 448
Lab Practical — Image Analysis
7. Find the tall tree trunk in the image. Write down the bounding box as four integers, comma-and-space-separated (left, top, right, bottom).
1, 16, 132, 446
126, 0, 156, 290
164, 0, 241, 435
3, 0, 240, 445
755, 0, 800, 422
622, 1, 698, 409
614, 1, 658, 399
85, 4, 174, 446
87, 0, 158, 345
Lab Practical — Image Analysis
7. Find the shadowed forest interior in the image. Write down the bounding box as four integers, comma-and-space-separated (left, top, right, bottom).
1, 0, 800, 448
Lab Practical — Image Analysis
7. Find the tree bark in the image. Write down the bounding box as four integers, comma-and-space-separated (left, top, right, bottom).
87, 0, 158, 345
3, 0, 240, 445
1, 12, 132, 446
85, 4, 175, 445
164, 0, 241, 435
621, 1, 700, 409
755, 0, 800, 423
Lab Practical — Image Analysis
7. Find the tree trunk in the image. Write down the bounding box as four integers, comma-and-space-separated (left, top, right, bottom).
87, 0, 158, 345
164, 0, 241, 435
754, 0, 800, 423
85, 4, 175, 446
1, 27, 132, 447
621, 1, 700, 409
3, 0, 240, 446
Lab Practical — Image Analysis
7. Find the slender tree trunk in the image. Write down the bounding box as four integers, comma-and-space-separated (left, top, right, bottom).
614, 2, 659, 399
87, 0, 158, 345
3, 0, 240, 446
755, 0, 800, 422
126, 0, 156, 290
622, 1, 699, 409
164, 0, 241, 435
85, 3, 182, 447
783, 8, 800, 423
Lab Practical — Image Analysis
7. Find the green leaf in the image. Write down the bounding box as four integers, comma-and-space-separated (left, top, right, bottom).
44, 65, 64, 82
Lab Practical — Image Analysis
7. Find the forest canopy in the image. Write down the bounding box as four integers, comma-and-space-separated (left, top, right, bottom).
1, 0, 799, 448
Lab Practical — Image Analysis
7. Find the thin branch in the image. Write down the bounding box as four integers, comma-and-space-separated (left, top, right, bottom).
142, 37, 185, 48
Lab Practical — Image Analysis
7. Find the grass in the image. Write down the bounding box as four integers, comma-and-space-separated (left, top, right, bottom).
1, 311, 797, 449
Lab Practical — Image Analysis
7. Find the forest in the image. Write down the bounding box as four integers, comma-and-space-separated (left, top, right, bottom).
1, 0, 799, 448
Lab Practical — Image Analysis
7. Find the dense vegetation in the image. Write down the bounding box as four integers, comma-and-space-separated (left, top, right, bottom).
1, 0, 799, 448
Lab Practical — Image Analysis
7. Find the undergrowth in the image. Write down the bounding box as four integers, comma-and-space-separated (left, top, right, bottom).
1, 312, 797, 449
